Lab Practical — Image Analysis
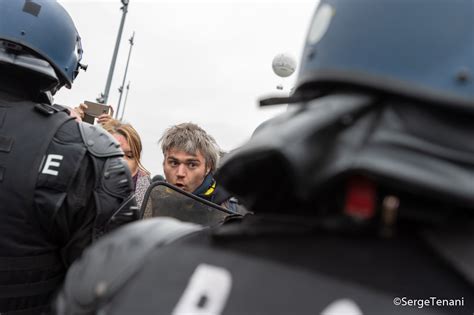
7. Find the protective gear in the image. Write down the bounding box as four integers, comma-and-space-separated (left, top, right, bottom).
0, 93, 137, 314
0, 2, 135, 313
0, 97, 73, 314
79, 124, 123, 158
218, 93, 474, 215
141, 182, 238, 226
0, 0, 83, 89
54, 216, 474, 315
78, 123, 140, 238
295, 0, 474, 109
55, 218, 202, 314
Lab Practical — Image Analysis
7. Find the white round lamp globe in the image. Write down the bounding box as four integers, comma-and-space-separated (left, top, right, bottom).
272, 53, 296, 78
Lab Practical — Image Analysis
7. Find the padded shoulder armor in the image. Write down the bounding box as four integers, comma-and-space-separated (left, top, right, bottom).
78, 123, 138, 238
56, 218, 203, 313
93, 156, 138, 239
79, 123, 123, 158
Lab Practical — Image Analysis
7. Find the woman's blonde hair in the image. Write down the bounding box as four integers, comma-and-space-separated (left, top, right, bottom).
102, 119, 150, 175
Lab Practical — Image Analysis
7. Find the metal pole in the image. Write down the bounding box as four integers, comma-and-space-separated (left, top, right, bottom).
97, 0, 130, 104
120, 81, 131, 120
116, 32, 135, 119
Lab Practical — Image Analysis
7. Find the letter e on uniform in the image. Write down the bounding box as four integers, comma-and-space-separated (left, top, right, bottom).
41, 154, 63, 176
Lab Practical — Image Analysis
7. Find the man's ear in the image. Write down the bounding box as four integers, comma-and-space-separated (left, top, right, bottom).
205, 165, 211, 176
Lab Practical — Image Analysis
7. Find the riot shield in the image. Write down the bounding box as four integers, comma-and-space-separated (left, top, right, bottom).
140, 181, 240, 227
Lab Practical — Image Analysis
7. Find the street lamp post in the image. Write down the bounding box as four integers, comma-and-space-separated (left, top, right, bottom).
97, 0, 130, 104
116, 32, 135, 119
119, 81, 131, 120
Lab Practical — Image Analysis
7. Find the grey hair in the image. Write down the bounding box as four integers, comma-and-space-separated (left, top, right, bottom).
159, 122, 223, 173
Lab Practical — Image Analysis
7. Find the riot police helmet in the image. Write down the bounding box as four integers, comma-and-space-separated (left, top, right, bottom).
218, 0, 474, 214
0, 0, 83, 91
295, 0, 474, 109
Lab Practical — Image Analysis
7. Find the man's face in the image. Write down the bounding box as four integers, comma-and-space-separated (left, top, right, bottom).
163, 148, 210, 193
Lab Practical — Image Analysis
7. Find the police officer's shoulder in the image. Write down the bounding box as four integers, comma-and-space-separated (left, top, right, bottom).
78, 122, 122, 158
50, 117, 83, 144
58, 218, 203, 311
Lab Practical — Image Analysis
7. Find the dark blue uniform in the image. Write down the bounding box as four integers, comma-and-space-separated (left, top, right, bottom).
0, 87, 137, 314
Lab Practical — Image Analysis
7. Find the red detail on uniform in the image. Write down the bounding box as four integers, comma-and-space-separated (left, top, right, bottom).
344, 176, 376, 219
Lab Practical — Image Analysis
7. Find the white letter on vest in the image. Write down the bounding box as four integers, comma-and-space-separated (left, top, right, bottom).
41, 154, 63, 176
172, 264, 232, 315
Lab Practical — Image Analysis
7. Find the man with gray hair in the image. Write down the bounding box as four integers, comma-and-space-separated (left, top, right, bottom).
159, 122, 240, 212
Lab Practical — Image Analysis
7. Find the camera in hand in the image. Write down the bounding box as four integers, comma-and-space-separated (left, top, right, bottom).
83, 101, 110, 124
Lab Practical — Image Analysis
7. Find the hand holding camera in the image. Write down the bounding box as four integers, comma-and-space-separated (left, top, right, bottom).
74, 101, 114, 124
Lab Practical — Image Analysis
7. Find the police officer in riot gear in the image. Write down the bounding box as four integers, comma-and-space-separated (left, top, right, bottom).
55, 0, 473, 314
0, 1, 138, 314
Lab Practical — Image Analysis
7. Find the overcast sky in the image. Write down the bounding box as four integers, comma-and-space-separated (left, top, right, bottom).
55, 0, 318, 176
